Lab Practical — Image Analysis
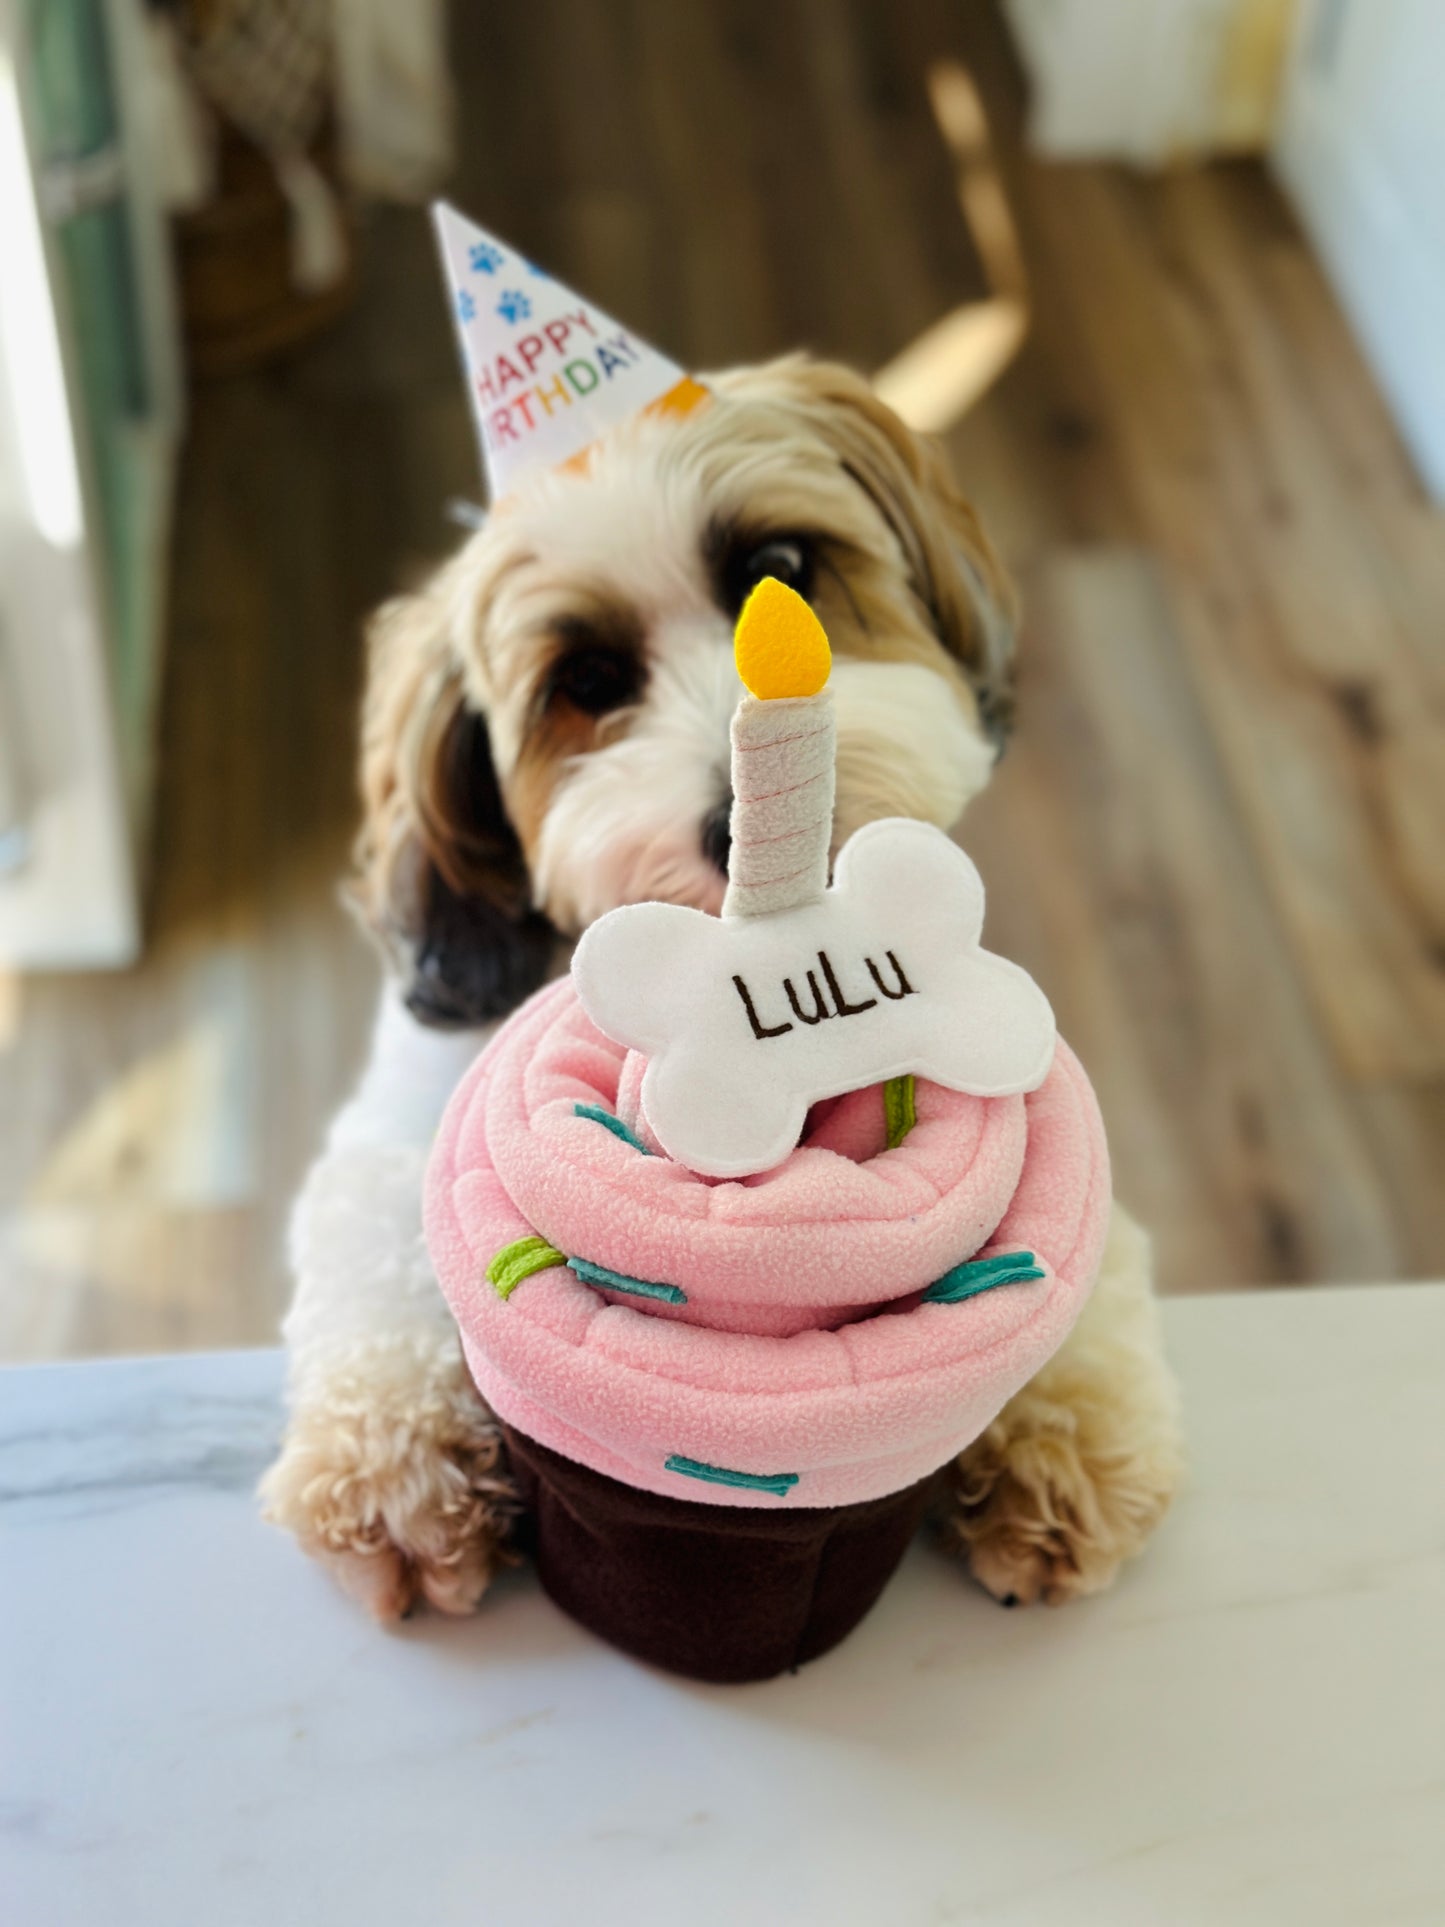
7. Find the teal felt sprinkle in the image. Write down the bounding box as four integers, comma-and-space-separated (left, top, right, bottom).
573, 1103, 651, 1154
923, 1250, 1046, 1303
665, 1455, 799, 1497
568, 1257, 686, 1305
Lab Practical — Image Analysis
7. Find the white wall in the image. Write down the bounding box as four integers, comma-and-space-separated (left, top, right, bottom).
1005, 0, 1296, 163
1274, 0, 1445, 501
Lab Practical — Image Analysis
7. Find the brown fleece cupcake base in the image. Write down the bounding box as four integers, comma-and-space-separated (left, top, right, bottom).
503, 1424, 939, 1683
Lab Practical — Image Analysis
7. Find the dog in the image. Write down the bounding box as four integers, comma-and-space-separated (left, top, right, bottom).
261, 355, 1183, 1623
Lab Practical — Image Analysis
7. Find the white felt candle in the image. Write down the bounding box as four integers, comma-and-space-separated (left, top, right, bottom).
722, 578, 837, 920
722, 692, 836, 918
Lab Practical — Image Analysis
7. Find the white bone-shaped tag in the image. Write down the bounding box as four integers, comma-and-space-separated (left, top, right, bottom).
572, 818, 1056, 1178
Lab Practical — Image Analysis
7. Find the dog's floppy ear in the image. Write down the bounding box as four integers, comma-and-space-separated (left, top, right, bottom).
749, 357, 1018, 744
353, 562, 554, 1027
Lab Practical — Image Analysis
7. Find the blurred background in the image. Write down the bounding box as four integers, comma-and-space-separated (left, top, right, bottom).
0, 0, 1441, 1360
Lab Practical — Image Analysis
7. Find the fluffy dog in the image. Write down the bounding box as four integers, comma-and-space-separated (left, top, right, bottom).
262, 357, 1183, 1622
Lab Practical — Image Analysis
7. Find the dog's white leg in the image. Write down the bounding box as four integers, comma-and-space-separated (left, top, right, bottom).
260, 991, 518, 1621
941, 1202, 1185, 1606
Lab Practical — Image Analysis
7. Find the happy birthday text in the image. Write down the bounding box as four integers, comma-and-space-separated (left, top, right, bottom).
475, 309, 644, 449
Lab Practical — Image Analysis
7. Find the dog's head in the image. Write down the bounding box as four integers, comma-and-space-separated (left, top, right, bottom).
354, 356, 1016, 1027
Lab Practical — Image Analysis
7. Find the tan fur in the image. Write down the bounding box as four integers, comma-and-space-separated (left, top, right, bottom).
716, 359, 1017, 718
354, 563, 473, 966
260, 1334, 517, 1621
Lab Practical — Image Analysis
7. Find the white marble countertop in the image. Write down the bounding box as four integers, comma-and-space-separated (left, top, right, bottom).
3, 1286, 1443, 1927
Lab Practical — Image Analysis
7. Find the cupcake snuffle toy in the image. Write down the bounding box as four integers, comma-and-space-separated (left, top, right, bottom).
424, 577, 1110, 1682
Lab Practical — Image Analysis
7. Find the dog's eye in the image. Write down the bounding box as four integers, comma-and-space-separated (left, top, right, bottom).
724, 536, 816, 614
545, 643, 643, 717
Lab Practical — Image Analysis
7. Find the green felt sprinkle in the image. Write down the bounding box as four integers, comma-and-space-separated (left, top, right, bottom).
923, 1250, 1046, 1303
574, 1103, 651, 1154
487, 1235, 567, 1299
883, 1074, 917, 1150
568, 1257, 687, 1305
664, 1455, 799, 1497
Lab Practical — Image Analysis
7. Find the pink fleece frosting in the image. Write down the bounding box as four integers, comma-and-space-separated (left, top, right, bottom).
424, 977, 1110, 1508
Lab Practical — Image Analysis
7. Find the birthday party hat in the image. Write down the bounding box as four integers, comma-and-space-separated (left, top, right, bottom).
433, 203, 708, 501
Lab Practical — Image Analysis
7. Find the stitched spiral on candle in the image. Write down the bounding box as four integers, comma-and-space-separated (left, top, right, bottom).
722, 693, 837, 918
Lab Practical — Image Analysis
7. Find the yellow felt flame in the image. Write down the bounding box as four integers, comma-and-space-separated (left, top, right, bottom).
733, 577, 832, 699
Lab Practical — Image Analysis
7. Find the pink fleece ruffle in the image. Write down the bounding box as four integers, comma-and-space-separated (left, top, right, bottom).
425, 978, 1110, 1508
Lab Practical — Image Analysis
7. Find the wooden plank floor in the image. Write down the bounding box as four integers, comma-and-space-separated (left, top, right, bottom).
2, 0, 1442, 1361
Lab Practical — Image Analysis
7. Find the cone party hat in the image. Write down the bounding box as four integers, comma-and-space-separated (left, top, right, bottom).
433, 203, 708, 501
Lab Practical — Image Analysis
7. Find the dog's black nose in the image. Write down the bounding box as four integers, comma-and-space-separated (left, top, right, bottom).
701, 798, 732, 877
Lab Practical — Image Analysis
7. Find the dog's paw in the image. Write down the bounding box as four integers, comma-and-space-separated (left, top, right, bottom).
939, 1391, 1182, 1608
942, 1434, 1112, 1607
260, 1364, 519, 1623
939, 1202, 1184, 1606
